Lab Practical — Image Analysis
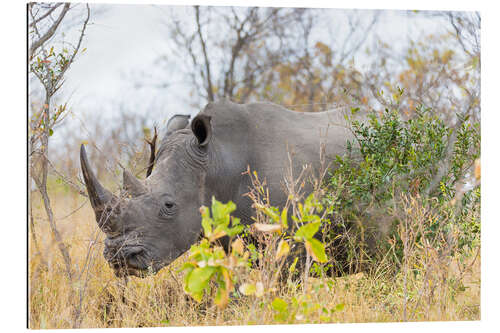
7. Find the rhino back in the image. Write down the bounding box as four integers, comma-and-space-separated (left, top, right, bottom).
200, 100, 355, 222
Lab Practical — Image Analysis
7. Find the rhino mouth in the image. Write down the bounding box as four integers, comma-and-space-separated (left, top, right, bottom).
104, 244, 157, 277
108, 258, 155, 278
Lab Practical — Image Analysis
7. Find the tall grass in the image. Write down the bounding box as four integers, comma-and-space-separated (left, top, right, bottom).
28, 181, 480, 329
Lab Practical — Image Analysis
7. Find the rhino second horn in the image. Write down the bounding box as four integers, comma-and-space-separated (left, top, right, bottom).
80, 145, 118, 231
123, 169, 147, 197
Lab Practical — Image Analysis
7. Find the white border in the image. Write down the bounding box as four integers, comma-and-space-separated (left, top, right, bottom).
3, 0, 498, 332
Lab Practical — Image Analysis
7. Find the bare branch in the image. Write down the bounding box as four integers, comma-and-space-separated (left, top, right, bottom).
194, 6, 214, 102
29, 3, 62, 28
145, 126, 158, 177
53, 4, 91, 94
29, 3, 70, 61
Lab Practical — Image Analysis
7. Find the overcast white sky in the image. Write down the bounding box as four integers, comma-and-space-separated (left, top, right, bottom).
57, 4, 449, 123
61, 4, 175, 118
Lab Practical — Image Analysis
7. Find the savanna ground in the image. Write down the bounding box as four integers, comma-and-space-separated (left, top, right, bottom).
28, 180, 480, 329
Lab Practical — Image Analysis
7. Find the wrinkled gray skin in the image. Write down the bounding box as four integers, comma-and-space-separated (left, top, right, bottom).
81, 100, 356, 277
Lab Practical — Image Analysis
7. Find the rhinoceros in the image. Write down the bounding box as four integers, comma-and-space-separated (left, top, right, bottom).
80, 99, 356, 277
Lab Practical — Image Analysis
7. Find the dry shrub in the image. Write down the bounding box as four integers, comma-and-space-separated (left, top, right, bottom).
388, 194, 480, 321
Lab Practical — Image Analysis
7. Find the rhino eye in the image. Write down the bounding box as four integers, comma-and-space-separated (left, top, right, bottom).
159, 201, 176, 218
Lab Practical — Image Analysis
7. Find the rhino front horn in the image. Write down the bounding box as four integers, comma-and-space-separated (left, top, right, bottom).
123, 169, 147, 197
80, 144, 118, 232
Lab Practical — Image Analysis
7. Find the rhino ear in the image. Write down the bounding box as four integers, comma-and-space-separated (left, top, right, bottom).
165, 115, 190, 136
191, 114, 212, 147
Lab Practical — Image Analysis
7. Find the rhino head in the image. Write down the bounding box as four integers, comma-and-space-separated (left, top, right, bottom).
81, 114, 213, 277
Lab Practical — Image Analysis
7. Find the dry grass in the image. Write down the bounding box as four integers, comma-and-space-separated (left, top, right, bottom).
28, 186, 480, 329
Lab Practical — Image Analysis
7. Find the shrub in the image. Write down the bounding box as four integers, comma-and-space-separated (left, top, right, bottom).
181, 188, 332, 309
324, 106, 480, 273
181, 197, 248, 309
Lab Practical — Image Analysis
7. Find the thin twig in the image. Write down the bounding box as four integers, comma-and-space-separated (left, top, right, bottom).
145, 126, 158, 177
29, 3, 70, 61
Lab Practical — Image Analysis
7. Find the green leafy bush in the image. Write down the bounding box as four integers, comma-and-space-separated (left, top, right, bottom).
181, 197, 249, 309
325, 106, 480, 272
181, 191, 332, 309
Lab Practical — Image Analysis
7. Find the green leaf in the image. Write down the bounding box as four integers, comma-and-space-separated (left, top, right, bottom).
326, 280, 334, 291
256, 204, 281, 223
271, 297, 288, 313
190, 290, 204, 303
305, 238, 328, 263
301, 215, 321, 223
276, 239, 290, 260
49, 128, 54, 136
186, 266, 216, 293
289, 257, 299, 273
281, 207, 288, 229
226, 224, 244, 237
211, 197, 223, 224
181, 262, 195, 274
294, 221, 321, 241
201, 216, 212, 238
209, 225, 227, 241
211, 197, 236, 227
